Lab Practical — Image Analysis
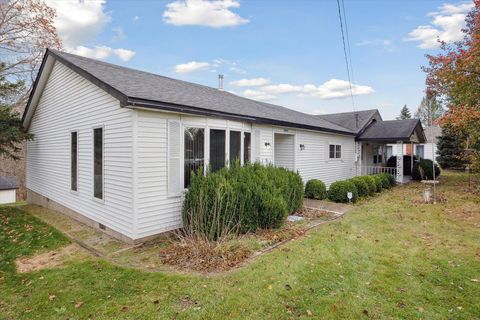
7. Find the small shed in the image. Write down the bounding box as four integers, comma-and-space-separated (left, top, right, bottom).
0, 176, 19, 204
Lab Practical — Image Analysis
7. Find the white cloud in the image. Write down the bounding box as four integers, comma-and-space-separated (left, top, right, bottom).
301, 79, 374, 99
356, 39, 392, 46
242, 89, 275, 101
46, 0, 136, 61
174, 61, 210, 73
133, 15, 140, 21
230, 77, 270, 87
261, 84, 303, 94
46, 0, 111, 47
68, 46, 136, 61
406, 1, 474, 49
163, 0, 249, 28
113, 48, 136, 61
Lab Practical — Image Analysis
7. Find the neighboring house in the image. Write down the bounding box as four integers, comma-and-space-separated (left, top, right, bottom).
0, 176, 19, 204
22, 50, 425, 242
387, 125, 441, 161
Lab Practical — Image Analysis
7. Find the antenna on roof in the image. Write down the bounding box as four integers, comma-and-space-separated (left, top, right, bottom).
218, 74, 224, 91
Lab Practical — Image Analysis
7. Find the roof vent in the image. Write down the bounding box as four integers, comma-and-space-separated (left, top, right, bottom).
218, 74, 224, 91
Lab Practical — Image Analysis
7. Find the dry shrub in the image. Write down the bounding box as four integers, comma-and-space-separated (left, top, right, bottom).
296, 207, 332, 219
256, 222, 306, 243
159, 236, 256, 273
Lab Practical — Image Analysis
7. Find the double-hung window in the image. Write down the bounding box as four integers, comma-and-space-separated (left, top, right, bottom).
184, 127, 205, 188
329, 144, 341, 159
93, 127, 103, 200
71, 131, 78, 192
243, 132, 251, 164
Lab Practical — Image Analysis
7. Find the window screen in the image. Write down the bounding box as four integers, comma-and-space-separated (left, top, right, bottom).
209, 129, 225, 172
71, 131, 78, 191
229, 131, 241, 165
93, 128, 103, 199
184, 127, 205, 188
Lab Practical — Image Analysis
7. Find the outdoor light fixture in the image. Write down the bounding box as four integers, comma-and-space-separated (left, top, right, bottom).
264, 142, 271, 149
299, 144, 305, 151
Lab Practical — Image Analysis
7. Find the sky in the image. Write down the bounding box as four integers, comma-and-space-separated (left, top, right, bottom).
44, 0, 475, 120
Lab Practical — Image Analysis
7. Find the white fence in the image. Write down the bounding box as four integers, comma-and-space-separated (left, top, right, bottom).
361, 166, 397, 176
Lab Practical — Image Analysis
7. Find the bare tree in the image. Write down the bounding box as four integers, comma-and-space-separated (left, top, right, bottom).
0, 0, 61, 105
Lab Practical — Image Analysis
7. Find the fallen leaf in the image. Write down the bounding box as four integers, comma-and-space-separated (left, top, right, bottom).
48, 294, 56, 301
74, 301, 83, 308
417, 307, 424, 313
268, 285, 272, 290
471, 279, 479, 282
307, 309, 313, 316
285, 284, 292, 291
121, 306, 129, 312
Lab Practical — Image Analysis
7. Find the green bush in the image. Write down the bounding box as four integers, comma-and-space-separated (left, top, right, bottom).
376, 173, 392, 189
183, 163, 304, 241
305, 179, 327, 200
377, 173, 395, 188
412, 159, 441, 181
327, 180, 358, 203
371, 175, 384, 192
349, 177, 369, 198
362, 175, 377, 196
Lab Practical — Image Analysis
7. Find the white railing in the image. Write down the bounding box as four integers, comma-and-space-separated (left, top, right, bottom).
361, 166, 397, 176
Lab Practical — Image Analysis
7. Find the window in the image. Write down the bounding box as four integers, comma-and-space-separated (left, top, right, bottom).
386, 146, 393, 160
244, 132, 251, 164
373, 146, 383, 164
229, 131, 241, 165
93, 127, 103, 199
184, 127, 205, 188
71, 131, 78, 192
329, 144, 341, 159
210, 129, 225, 172
416, 145, 425, 159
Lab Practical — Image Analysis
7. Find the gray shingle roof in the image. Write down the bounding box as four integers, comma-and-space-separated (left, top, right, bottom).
0, 176, 19, 190
316, 109, 380, 133
357, 119, 426, 143
45, 50, 355, 135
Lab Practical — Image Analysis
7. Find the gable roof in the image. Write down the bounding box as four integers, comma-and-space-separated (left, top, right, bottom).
23, 49, 355, 135
0, 176, 19, 190
356, 119, 426, 143
315, 109, 381, 133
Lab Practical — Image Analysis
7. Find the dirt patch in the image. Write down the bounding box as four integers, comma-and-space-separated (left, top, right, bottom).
15, 244, 92, 273
296, 207, 334, 219
411, 191, 448, 205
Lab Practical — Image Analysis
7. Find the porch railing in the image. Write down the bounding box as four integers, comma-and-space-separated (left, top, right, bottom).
361, 166, 397, 176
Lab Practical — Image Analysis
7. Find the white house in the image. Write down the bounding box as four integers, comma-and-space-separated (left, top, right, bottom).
387, 125, 441, 161
22, 50, 426, 243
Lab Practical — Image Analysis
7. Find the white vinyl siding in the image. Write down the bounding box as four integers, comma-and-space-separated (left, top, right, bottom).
25, 61, 135, 238
274, 133, 295, 171
167, 120, 182, 196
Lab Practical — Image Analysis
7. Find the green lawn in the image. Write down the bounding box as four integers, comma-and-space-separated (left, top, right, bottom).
1, 172, 479, 319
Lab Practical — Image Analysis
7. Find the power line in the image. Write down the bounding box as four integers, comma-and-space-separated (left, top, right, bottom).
341, 0, 355, 95
336, 0, 355, 111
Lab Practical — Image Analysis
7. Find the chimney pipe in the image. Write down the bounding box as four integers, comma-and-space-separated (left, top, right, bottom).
355, 113, 359, 129
218, 74, 224, 91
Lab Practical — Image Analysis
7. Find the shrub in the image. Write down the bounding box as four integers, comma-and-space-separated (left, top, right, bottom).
183, 163, 304, 241
376, 173, 392, 189
327, 180, 358, 203
362, 175, 377, 195
412, 159, 441, 181
387, 155, 419, 176
305, 179, 327, 200
378, 173, 395, 187
349, 177, 369, 198
371, 175, 384, 192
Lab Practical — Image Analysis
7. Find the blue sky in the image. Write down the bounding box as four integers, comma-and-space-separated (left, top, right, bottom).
46, 0, 474, 120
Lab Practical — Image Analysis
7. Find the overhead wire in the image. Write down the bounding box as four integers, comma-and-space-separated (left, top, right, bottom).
336, 0, 355, 111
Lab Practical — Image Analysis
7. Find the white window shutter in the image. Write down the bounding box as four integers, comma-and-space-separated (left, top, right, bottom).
168, 120, 182, 196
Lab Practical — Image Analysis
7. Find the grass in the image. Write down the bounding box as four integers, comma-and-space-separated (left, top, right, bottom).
1, 171, 479, 319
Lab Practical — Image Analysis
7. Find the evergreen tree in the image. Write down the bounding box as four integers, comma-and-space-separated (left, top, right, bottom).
436, 126, 467, 169
415, 95, 444, 125
0, 63, 33, 160
397, 105, 412, 120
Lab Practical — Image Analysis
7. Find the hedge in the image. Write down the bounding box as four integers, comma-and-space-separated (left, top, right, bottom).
327, 180, 358, 203
377, 172, 395, 188
362, 175, 377, 196
183, 163, 304, 241
348, 177, 370, 198
305, 179, 327, 200
412, 159, 441, 181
